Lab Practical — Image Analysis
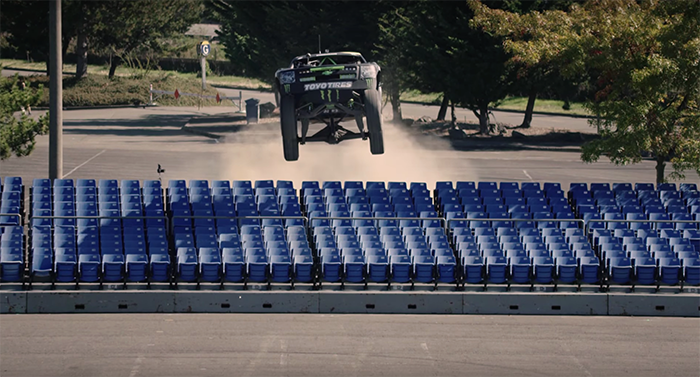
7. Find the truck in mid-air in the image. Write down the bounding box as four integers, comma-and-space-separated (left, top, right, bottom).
274, 51, 383, 161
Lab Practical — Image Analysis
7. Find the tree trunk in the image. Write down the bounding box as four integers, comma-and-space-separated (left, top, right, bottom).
450, 101, 456, 125
45, 59, 50, 77
75, 33, 88, 79
520, 91, 537, 128
108, 55, 121, 79
389, 83, 402, 121
62, 36, 71, 64
437, 95, 449, 121
655, 156, 666, 184
478, 103, 489, 135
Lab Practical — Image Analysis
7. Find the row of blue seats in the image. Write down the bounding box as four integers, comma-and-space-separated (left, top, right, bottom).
28, 180, 167, 283
570, 182, 697, 193
0, 226, 24, 281
6, 182, 700, 284
0, 177, 23, 226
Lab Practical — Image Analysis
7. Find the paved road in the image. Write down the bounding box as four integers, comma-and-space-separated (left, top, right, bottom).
1, 314, 698, 377
0, 68, 47, 77
1, 105, 693, 188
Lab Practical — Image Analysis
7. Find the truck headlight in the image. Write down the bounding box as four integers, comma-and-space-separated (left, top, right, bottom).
279, 71, 295, 84
360, 65, 376, 79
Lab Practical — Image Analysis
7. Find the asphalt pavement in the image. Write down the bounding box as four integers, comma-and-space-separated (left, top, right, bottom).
1, 314, 698, 377
2, 100, 694, 188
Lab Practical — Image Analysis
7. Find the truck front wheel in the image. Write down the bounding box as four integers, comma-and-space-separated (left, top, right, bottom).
280, 95, 299, 161
363, 88, 384, 155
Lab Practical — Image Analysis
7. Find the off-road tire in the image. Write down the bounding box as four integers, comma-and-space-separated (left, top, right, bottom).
280, 95, 299, 161
363, 88, 384, 155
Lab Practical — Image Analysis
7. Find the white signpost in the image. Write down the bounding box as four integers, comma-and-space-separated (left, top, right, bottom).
199, 40, 210, 90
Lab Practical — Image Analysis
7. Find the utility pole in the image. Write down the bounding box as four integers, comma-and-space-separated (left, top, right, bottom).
49, 0, 63, 179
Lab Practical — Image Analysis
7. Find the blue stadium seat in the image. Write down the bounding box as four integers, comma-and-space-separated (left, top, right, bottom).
509, 256, 531, 284
387, 254, 410, 283
412, 254, 435, 283
486, 256, 507, 284
555, 256, 577, 284
579, 256, 600, 284
461, 255, 483, 283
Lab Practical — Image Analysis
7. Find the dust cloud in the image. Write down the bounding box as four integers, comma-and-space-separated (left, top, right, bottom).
215, 118, 479, 188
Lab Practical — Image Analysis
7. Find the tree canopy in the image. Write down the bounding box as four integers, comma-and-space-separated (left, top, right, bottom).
472, 0, 700, 183
0, 73, 49, 160
89, 0, 203, 77
1, 0, 202, 78
210, 1, 382, 83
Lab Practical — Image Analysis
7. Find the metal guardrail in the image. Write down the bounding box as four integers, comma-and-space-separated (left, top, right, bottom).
30, 215, 171, 232
0, 213, 22, 226
169, 215, 308, 233
583, 219, 700, 236
446, 217, 586, 229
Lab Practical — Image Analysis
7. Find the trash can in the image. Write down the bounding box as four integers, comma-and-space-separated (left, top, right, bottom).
245, 98, 260, 124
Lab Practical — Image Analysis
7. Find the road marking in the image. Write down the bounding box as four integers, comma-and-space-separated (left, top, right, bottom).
63, 149, 106, 177
562, 341, 592, 377
128, 354, 144, 377
421, 342, 430, 354
421, 342, 438, 369
523, 170, 534, 181
280, 339, 288, 366
241, 335, 273, 377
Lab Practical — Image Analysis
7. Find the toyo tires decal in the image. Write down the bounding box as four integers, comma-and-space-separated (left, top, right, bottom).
303, 81, 352, 91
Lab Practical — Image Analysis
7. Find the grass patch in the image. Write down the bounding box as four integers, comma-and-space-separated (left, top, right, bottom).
400, 89, 443, 105
164, 71, 270, 91
1, 58, 271, 91
25, 73, 225, 107
496, 96, 590, 116
400, 89, 591, 116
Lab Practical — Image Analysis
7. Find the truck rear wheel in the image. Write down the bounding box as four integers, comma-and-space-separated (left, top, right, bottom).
280, 95, 299, 161
363, 88, 384, 155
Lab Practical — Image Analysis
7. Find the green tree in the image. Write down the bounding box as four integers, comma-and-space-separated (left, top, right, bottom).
1, 1, 52, 72
472, 0, 700, 183
375, 1, 414, 121
492, 0, 584, 128
90, 0, 203, 78
211, 1, 384, 84
0, 73, 49, 160
1, 0, 201, 79
398, 1, 513, 134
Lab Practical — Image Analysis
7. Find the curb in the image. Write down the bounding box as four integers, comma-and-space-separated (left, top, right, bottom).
449, 141, 583, 152
211, 83, 272, 92
487, 106, 595, 119
1, 66, 75, 76
33, 104, 157, 111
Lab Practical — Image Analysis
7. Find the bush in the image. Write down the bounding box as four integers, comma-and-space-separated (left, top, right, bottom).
27, 73, 224, 107
0, 72, 49, 159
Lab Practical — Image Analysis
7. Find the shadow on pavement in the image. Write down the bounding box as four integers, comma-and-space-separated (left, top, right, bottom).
63, 114, 197, 137
447, 132, 600, 152
391, 120, 600, 153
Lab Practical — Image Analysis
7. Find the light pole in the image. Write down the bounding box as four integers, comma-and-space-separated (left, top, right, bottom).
49, 0, 63, 179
